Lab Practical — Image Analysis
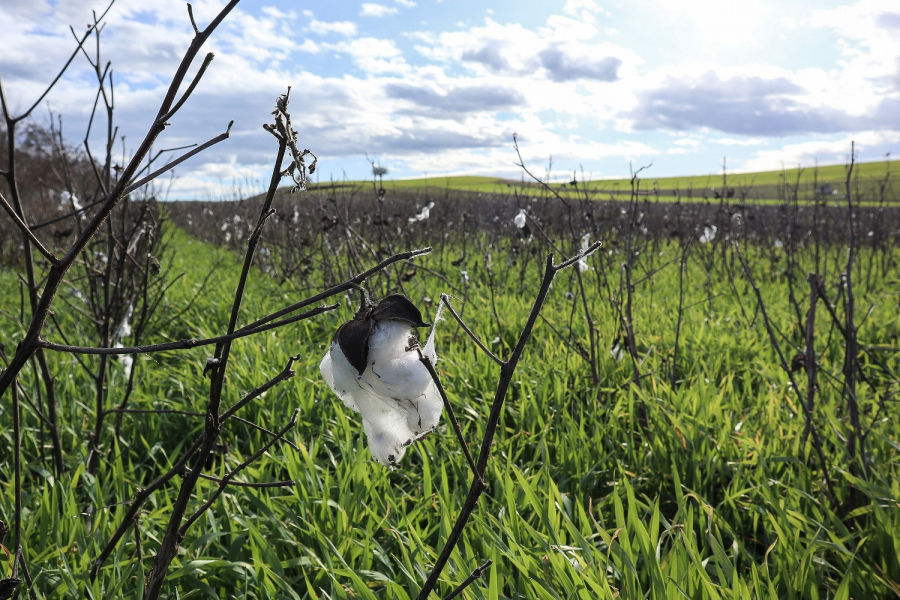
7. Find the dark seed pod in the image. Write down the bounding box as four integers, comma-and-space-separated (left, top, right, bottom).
335, 294, 429, 375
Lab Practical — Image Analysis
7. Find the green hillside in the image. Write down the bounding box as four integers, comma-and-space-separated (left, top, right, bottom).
310, 158, 893, 198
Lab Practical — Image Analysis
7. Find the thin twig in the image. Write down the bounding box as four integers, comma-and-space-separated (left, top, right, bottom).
230, 415, 301, 452
182, 467, 295, 489
801, 273, 820, 448
178, 409, 300, 533
443, 560, 493, 600
0, 191, 58, 263
157, 53, 215, 124
439, 294, 503, 366
734, 241, 837, 506
415, 249, 587, 599
40, 303, 336, 354
123, 121, 233, 196
416, 349, 481, 484
239, 247, 433, 332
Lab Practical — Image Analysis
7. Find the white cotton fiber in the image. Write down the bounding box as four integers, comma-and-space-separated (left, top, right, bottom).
320, 317, 444, 467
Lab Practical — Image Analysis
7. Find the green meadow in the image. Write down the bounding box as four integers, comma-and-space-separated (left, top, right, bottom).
2, 218, 898, 599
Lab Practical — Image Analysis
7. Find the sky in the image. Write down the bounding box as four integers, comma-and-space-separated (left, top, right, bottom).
1, 0, 898, 198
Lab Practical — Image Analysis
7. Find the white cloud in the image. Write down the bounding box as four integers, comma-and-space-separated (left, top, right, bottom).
742, 130, 900, 172
395, 0, 417, 7
415, 17, 639, 85
307, 19, 358, 37
649, 0, 774, 49
360, 3, 399, 17
562, 0, 600, 25
564, 0, 600, 15
314, 37, 410, 73
710, 137, 766, 146
810, 0, 900, 95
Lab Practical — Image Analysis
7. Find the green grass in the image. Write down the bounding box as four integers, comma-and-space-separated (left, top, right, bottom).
1, 226, 899, 598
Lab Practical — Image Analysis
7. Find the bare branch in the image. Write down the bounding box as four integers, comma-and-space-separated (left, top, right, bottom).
444, 560, 493, 600
178, 409, 300, 534
239, 247, 432, 332
0, 192, 58, 263
187, 3, 200, 35
182, 467, 295, 489
417, 349, 481, 484
39, 303, 336, 355
158, 52, 215, 125
124, 121, 233, 196
3, 0, 115, 123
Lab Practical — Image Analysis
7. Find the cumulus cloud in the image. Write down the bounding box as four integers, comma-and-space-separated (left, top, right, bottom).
307, 19, 358, 36
385, 82, 524, 115
564, 0, 600, 18
538, 43, 621, 82
876, 12, 900, 29
303, 37, 410, 74
419, 17, 635, 83
360, 3, 398, 17
629, 71, 860, 136
742, 130, 900, 172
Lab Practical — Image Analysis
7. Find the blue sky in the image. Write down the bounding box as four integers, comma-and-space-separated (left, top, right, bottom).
1, 0, 897, 198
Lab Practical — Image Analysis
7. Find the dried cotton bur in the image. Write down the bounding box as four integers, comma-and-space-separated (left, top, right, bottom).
263, 87, 317, 193
320, 294, 444, 467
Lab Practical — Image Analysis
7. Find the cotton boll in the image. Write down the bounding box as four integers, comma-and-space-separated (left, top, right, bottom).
320, 296, 444, 467
610, 342, 624, 362
116, 304, 134, 342
364, 321, 433, 400
322, 340, 427, 466
115, 343, 133, 378
576, 257, 589, 273
120, 354, 133, 378
409, 201, 435, 223
320, 342, 360, 413
361, 406, 416, 466
362, 321, 442, 434
699, 225, 717, 244
514, 210, 527, 228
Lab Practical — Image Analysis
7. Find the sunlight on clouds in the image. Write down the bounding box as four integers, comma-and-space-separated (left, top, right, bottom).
810, 0, 900, 101
564, 0, 600, 19
651, 0, 773, 49
415, 17, 640, 85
